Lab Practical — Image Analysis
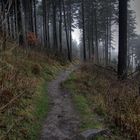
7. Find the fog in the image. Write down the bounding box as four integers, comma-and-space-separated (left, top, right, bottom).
72, 0, 140, 67
131, 0, 140, 34
72, 0, 140, 46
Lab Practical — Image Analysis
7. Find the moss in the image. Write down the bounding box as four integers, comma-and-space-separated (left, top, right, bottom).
27, 79, 49, 140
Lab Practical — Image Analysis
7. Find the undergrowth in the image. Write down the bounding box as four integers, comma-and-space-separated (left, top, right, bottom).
62, 63, 134, 139
62, 72, 103, 132
0, 41, 64, 139
27, 80, 49, 140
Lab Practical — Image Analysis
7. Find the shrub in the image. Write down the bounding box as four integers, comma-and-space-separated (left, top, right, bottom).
31, 64, 41, 75
27, 32, 39, 46
0, 89, 13, 106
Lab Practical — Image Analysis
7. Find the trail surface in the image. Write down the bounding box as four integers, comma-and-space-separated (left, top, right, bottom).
40, 65, 80, 140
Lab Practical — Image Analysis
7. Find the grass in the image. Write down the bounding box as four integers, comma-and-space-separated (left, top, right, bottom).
27, 80, 49, 140
0, 42, 65, 139
73, 94, 103, 131
22, 60, 64, 140
19, 61, 64, 140
62, 63, 131, 139
62, 73, 103, 132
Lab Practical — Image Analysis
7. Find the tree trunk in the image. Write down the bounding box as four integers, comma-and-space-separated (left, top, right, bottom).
19, 0, 27, 47
29, 0, 34, 32
42, 0, 47, 46
118, 0, 128, 79
94, 6, 99, 64
82, 0, 86, 61
69, 0, 72, 61
105, 17, 109, 66
47, 2, 50, 48
33, 0, 37, 36
52, 1, 58, 51
62, 0, 71, 62
59, 0, 62, 52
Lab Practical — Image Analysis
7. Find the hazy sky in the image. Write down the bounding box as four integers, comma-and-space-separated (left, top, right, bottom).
131, 0, 140, 34
72, 29, 80, 44
72, 0, 140, 44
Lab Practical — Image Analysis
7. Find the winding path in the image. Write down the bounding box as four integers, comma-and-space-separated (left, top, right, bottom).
40, 65, 80, 140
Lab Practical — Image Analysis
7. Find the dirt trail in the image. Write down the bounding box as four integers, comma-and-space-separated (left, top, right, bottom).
40, 65, 80, 140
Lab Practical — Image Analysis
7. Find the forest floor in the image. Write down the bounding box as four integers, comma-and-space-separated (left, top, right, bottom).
1, 41, 139, 140
40, 63, 131, 140
62, 63, 136, 140
0, 41, 68, 140
40, 64, 80, 140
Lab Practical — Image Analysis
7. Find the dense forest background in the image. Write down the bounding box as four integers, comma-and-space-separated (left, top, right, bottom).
1, 0, 140, 140
1, 0, 140, 74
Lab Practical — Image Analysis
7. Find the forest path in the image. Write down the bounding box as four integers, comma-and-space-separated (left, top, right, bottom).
40, 64, 80, 140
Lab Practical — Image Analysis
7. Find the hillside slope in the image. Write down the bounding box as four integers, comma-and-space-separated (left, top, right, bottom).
0, 42, 64, 140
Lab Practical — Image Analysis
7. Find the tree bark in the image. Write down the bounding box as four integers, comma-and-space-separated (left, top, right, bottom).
42, 0, 47, 46
118, 0, 128, 79
69, 0, 72, 61
59, 0, 62, 52
52, 0, 58, 51
62, 0, 71, 61
94, 5, 99, 64
82, 0, 86, 61
33, 0, 37, 36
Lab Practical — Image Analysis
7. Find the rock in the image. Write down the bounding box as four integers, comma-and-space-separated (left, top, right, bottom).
72, 129, 107, 140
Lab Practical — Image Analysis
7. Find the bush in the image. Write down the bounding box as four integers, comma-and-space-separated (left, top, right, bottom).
31, 64, 41, 75
0, 89, 13, 106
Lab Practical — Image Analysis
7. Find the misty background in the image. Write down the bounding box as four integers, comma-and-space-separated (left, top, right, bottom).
72, 0, 140, 63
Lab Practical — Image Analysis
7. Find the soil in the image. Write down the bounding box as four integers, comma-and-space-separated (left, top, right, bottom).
40, 65, 80, 140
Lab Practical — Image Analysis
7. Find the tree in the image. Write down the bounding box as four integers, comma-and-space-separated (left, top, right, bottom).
42, 0, 47, 46
59, 0, 62, 52
62, 0, 71, 61
52, 0, 58, 51
82, 0, 86, 61
118, 0, 128, 79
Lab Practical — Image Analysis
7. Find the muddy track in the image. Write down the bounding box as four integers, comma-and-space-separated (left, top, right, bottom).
40, 65, 80, 140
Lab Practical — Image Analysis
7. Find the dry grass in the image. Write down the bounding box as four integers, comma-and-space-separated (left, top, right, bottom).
0, 39, 63, 139
66, 63, 140, 139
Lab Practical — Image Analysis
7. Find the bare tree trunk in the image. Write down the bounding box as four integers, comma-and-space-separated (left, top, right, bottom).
94, 6, 99, 64
42, 0, 47, 46
47, 2, 50, 48
69, 0, 72, 61
29, 0, 34, 32
59, 0, 62, 52
82, 0, 86, 61
19, 0, 27, 47
52, 0, 58, 51
62, 0, 71, 61
118, 0, 128, 79
7, 14, 10, 36
91, 3, 94, 57
33, 0, 37, 36
105, 17, 109, 66
11, 9, 14, 39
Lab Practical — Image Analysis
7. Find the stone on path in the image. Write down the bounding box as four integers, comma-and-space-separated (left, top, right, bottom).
72, 129, 107, 140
